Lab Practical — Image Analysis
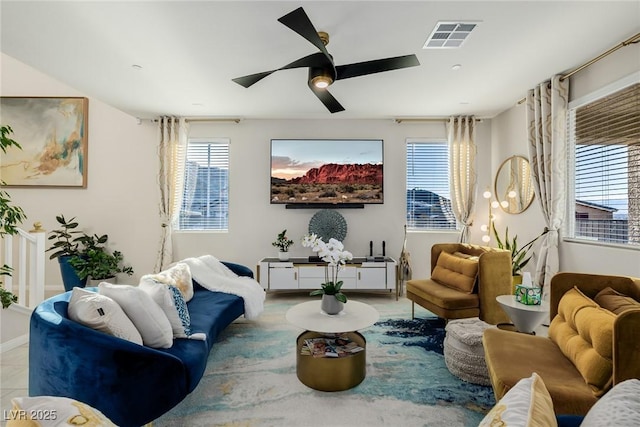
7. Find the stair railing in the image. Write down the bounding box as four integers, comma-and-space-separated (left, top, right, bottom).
1, 223, 46, 309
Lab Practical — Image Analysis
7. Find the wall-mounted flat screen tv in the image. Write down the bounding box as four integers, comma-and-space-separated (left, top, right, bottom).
270, 139, 384, 206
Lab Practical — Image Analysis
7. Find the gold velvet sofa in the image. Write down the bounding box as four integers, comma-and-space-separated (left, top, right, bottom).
483, 272, 640, 415
406, 243, 512, 325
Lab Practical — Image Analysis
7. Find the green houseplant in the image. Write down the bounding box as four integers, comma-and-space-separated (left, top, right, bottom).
69, 233, 134, 283
47, 215, 85, 259
47, 216, 134, 288
1, 125, 26, 308
492, 224, 549, 276
1, 265, 18, 309
47, 215, 88, 291
272, 229, 294, 261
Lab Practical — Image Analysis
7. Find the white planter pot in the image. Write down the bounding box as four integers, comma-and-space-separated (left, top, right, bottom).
278, 251, 290, 261
321, 294, 344, 315
88, 276, 116, 287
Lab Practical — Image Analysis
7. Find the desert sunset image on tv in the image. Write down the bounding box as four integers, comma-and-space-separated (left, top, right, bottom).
270, 139, 383, 205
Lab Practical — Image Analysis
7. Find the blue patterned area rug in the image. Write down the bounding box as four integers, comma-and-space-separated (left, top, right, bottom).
154, 295, 494, 427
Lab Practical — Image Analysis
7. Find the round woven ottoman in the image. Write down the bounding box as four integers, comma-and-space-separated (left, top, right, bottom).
444, 318, 494, 386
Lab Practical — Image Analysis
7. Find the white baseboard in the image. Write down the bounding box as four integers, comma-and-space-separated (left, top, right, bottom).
1, 304, 32, 353
0, 333, 29, 353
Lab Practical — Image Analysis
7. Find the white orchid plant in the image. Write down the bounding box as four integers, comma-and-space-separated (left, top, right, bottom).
301, 233, 353, 303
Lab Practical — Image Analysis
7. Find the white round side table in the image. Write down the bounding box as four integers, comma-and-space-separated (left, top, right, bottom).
496, 294, 549, 334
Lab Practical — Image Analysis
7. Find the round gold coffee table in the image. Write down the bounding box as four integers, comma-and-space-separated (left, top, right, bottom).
286, 300, 379, 392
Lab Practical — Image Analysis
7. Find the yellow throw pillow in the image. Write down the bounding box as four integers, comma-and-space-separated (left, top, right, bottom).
431, 251, 479, 293
478, 372, 557, 427
549, 287, 616, 397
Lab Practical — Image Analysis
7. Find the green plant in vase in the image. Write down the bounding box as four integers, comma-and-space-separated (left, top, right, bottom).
47, 215, 85, 259
272, 229, 294, 260
492, 224, 549, 279
69, 233, 134, 282
46, 215, 89, 291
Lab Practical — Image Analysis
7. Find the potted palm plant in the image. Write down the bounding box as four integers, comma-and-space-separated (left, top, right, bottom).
1, 125, 26, 308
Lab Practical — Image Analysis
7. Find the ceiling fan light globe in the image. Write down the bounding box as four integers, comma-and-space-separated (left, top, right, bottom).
311, 75, 333, 88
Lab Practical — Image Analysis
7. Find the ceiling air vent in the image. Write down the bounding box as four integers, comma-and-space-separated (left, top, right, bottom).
423, 21, 479, 49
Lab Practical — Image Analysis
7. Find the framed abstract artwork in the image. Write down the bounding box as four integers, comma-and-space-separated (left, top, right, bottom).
0, 97, 88, 188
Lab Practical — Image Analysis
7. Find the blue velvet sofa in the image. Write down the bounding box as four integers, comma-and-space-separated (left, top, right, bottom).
29, 262, 253, 427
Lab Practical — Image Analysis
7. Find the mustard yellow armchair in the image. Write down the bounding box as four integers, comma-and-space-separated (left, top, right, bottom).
406, 243, 512, 325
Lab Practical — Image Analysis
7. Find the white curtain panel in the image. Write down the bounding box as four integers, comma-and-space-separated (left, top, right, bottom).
155, 117, 189, 272
448, 116, 477, 243
526, 75, 569, 301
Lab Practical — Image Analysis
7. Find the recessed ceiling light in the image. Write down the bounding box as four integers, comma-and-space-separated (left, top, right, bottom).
451, 64, 462, 71
192, 103, 204, 107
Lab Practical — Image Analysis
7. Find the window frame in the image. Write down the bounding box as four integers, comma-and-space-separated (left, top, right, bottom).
405, 138, 459, 232
174, 137, 230, 233
564, 71, 640, 251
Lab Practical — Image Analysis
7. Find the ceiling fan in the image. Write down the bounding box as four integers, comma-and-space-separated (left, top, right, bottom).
232, 7, 420, 113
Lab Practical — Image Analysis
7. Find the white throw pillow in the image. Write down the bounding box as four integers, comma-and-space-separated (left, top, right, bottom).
67, 287, 142, 345
139, 275, 192, 338
147, 262, 194, 302
98, 282, 173, 349
581, 379, 640, 427
478, 372, 557, 427
7, 396, 116, 427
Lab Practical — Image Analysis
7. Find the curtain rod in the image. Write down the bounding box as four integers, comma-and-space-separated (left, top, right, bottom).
143, 117, 242, 124
184, 117, 241, 123
517, 32, 640, 105
394, 117, 483, 123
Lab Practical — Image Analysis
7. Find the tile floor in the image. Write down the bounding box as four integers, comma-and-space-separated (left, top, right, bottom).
1, 343, 29, 414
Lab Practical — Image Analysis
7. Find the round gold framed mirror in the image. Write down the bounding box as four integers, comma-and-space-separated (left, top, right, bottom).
494, 155, 535, 214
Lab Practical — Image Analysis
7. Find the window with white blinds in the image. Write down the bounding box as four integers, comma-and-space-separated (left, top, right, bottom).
177, 139, 229, 231
406, 139, 457, 230
567, 78, 639, 247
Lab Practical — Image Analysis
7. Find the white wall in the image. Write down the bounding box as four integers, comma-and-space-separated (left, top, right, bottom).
2, 54, 160, 290
176, 119, 494, 280
490, 43, 640, 277
3, 53, 496, 287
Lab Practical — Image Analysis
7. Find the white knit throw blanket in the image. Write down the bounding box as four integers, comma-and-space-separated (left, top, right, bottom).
180, 255, 265, 320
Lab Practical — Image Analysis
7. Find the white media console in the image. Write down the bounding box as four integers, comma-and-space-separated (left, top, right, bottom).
257, 257, 398, 299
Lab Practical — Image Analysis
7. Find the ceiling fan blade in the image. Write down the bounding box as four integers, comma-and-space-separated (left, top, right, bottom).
335, 54, 420, 80
233, 53, 330, 88
232, 71, 274, 88
278, 7, 332, 60
280, 52, 331, 71
308, 84, 345, 113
